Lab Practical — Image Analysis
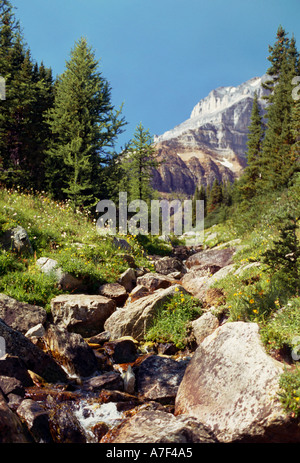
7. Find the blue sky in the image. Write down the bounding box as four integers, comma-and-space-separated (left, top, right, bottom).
12, 0, 300, 148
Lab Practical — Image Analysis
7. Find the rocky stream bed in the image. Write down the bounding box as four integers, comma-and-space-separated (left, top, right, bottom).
1, 239, 300, 444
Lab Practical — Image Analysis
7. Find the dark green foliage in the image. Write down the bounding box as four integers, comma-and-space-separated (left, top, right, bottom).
262, 215, 300, 296
0, 2, 54, 190
119, 123, 159, 205
239, 92, 264, 198
45, 37, 126, 210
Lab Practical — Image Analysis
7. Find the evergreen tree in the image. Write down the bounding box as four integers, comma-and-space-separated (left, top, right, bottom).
0, 2, 53, 189
207, 178, 223, 213
262, 25, 290, 100
45, 37, 126, 209
240, 92, 264, 198
260, 51, 297, 191
120, 123, 159, 204
262, 214, 300, 296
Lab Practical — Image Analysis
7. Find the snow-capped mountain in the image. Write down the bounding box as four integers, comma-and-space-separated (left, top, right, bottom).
152, 75, 269, 196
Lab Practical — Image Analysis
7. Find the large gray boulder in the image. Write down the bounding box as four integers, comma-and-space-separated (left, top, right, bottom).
175, 322, 299, 443
50, 294, 116, 337
104, 285, 187, 341
0, 294, 46, 335
185, 246, 235, 269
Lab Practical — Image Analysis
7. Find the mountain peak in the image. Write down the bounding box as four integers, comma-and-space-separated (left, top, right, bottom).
154, 74, 268, 144
152, 75, 269, 196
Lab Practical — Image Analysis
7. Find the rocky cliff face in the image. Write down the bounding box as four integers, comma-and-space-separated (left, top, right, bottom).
152, 75, 269, 196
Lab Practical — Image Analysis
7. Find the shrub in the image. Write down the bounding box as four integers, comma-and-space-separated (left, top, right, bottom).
278, 367, 300, 417
145, 289, 203, 350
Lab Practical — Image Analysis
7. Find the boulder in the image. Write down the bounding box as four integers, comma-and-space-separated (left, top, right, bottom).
36, 257, 83, 291
103, 338, 138, 364
50, 294, 116, 337
0, 294, 46, 335
0, 226, 33, 255
16, 399, 53, 443
136, 355, 189, 404
81, 371, 123, 393
111, 409, 217, 444
0, 389, 31, 443
175, 322, 296, 443
154, 256, 184, 275
191, 312, 219, 345
104, 285, 187, 341
181, 263, 235, 300
99, 283, 128, 306
0, 355, 33, 397
44, 325, 98, 378
0, 319, 68, 384
118, 268, 136, 292
185, 246, 236, 269
136, 272, 174, 291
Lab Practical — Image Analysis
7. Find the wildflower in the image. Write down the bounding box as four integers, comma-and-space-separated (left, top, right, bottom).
249, 299, 255, 304
253, 309, 258, 314
175, 287, 179, 292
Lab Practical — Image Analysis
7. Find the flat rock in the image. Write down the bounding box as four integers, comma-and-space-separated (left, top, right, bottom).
185, 246, 236, 269
175, 322, 295, 443
136, 272, 174, 291
99, 283, 128, 306
0, 294, 46, 335
154, 256, 184, 275
50, 294, 116, 337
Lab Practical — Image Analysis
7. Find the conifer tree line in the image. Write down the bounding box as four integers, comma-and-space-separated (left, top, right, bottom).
0, 0, 159, 211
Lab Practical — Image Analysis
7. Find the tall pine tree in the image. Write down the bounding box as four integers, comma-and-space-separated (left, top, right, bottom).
240, 91, 264, 198
45, 37, 126, 209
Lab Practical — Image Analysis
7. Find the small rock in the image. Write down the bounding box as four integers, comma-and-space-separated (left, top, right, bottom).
118, 268, 136, 292
36, 257, 83, 291
0, 226, 33, 255
103, 338, 138, 364
154, 256, 184, 275
82, 371, 123, 393
136, 272, 174, 291
122, 365, 136, 394
25, 323, 45, 339
99, 283, 128, 306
